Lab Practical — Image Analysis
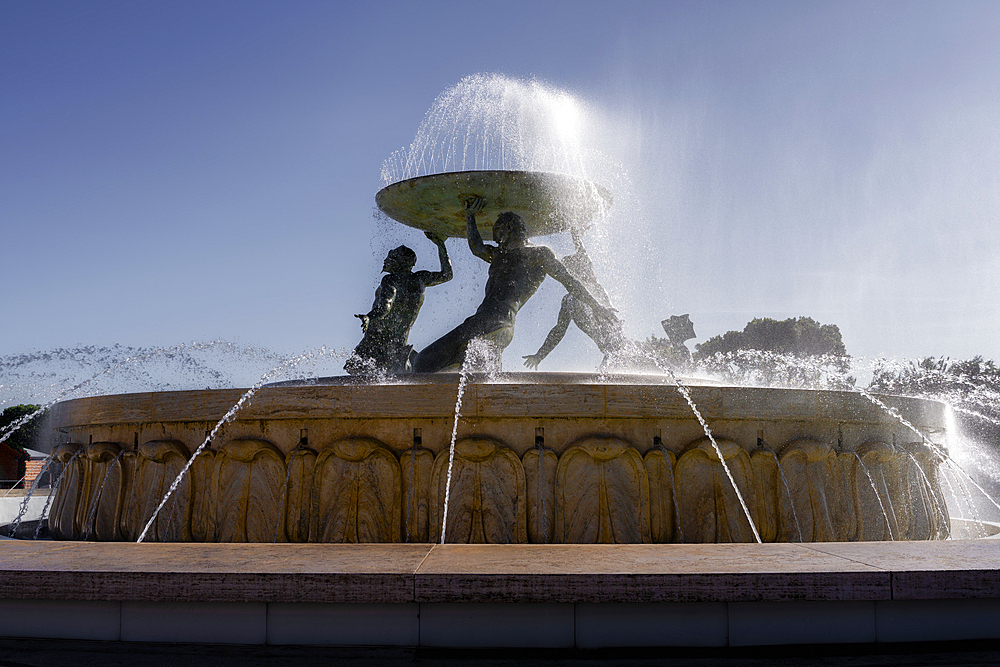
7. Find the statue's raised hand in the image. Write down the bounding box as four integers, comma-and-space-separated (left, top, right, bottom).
355, 313, 370, 333
522, 353, 544, 370
464, 196, 486, 214
424, 231, 446, 246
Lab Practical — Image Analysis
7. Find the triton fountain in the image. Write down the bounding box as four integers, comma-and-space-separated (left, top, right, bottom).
22, 166, 951, 546
2, 74, 998, 651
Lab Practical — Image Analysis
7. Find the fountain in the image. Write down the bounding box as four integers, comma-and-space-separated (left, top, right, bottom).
16, 162, 952, 545
31, 368, 951, 545
2, 74, 998, 650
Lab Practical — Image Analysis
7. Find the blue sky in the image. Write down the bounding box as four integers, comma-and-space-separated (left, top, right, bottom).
4, 1, 1000, 380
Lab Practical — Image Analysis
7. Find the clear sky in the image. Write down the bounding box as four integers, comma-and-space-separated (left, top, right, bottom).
4, 1, 999, 382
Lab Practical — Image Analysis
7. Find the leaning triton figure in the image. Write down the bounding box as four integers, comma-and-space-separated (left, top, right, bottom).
523, 227, 631, 370
346, 232, 452, 374
413, 197, 617, 372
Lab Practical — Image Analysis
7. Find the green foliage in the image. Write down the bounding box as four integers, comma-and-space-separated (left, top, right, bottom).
693, 317, 852, 389
869, 355, 1000, 396
695, 317, 847, 359
1, 405, 43, 481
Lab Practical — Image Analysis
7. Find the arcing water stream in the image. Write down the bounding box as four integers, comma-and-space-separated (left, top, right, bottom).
439, 355, 471, 544
1, 340, 331, 537
136, 346, 342, 543
654, 361, 763, 543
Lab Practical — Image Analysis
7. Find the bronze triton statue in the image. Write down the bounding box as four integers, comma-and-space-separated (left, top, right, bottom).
345, 232, 451, 375
412, 198, 618, 373
522, 228, 631, 370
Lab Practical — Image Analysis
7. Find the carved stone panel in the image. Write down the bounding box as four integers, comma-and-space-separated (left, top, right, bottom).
854, 441, 905, 541
524, 445, 558, 544
188, 448, 217, 543
836, 451, 864, 542
430, 436, 527, 544
80, 442, 125, 541
47, 443, 84, 541
749, 449, 780, 543
400, 447, 434, 543
777, 439, 841, 542
675, 438, 756, 543
555, 436, 650, 544
283, 445, 317, 543
644, 448, 678, 544
214, 438, 286, 543
311, 437, 401, 543
120, 440, 192, 542
903, 441, 950, 540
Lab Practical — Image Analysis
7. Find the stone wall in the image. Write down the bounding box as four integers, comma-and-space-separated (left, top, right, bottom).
42, 378, 951, 543
44, 433, 949, 543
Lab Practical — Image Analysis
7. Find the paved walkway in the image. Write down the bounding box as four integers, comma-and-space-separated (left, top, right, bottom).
5, 539, 1000, 604
4, 540, 1000, 648
4, 638, 1000, 666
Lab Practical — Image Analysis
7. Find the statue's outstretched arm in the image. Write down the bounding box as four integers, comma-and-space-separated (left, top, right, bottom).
464, 197, 494, 262
565, 227, 611, 303
523, 295, 573, 369
356, 278, 396, 331
545, 254, 617, 324
420, 232, 452, 286
570, 226, 587, 254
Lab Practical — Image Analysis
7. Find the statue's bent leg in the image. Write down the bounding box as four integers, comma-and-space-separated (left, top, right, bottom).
345, 334, 409, 375
413, 315, 510, 373
464, 327, 513, 373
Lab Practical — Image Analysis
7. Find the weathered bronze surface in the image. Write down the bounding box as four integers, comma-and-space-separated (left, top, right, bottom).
412, 199, 618, 372
524, 228, 634, 371
346, 233, 452, 375
375, 170, 613, 239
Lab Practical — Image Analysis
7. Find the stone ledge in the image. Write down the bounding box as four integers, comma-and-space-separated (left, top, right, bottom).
412, 543, 888, 603
3, 540, 1000, 605
47, 379, 944, 429
413, 572, 888, 603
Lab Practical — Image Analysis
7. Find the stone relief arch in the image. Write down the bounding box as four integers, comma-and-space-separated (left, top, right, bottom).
47, 443, 84, 541
120, 440, 192, 542
283, 444, 317, 543
430, 436, 526, 544
310, 437, 401, 543
214, 438, 286, 543
644, 447, 677, 543
900, 440, 950, 540
777, 438, 845, 542
748, 448, 780, 543
80, 441, 126, 541
400, 445, 434, 543
555, 436, 649, 544
853, 440, 906, 541
675, 437, 756, 543
524, 444, 558, 544
188, 447, 217, 543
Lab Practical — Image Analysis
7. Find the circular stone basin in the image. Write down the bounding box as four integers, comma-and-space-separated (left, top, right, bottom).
40, 374, 951, 544
374, 170, 613, 238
